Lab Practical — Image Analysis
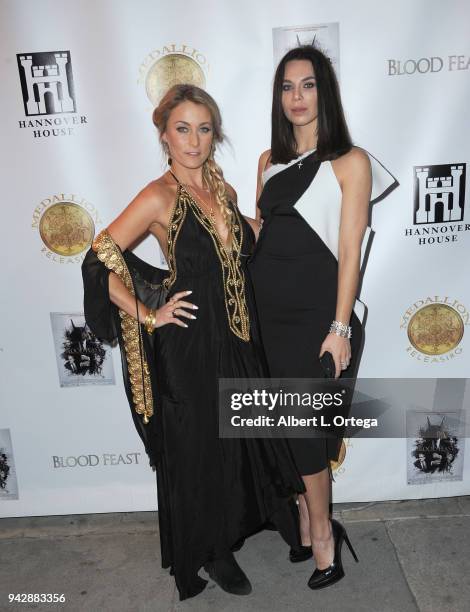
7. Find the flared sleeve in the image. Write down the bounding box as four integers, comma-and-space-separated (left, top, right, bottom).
366, 149, 399, 205
356, 149, 399, 321
82, 246, 118, 342
81, 229, 169, 468
359, 149, 399, 268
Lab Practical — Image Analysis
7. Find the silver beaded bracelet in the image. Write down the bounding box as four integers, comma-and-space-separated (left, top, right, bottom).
329, 320, 352, 339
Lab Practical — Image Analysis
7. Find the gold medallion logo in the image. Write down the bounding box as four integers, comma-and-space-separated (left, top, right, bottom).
139, 44, 209, 106
32, 194, 102, 263
40, 203, 94, 256
408, 304, 464, 355
146, 54, 205, 106
401, 296, 468, 362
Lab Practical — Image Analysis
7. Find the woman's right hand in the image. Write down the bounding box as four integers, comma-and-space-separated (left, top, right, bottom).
154, 290, 198, 329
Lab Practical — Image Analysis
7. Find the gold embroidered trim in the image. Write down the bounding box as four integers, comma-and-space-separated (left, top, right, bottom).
163, 184, 187, 293
179, 188, 250, 341
92, 229, 153, 424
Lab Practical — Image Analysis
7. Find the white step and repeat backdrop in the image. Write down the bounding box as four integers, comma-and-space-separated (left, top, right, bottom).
1, 0, 469, 517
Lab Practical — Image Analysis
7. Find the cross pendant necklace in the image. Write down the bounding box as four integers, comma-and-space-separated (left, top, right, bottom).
297, 159, 303, 169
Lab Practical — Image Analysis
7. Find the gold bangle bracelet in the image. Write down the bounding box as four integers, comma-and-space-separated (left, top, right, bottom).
144, 309, 156, 335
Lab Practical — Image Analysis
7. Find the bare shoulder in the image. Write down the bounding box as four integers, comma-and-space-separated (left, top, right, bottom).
258, 148, 272, 173
129, 176, 176, 217
105, 175, 176, 250
331, 148, 371, 193
225, 182, 238, 204
332, 146, 371, 177
144, 176, 176, 206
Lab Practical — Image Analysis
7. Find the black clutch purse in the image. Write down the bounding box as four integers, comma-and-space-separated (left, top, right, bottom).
319, 351, 336, 378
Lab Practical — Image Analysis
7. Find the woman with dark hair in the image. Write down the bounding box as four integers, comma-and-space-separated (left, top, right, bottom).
249, 46, 397, 589
81, 84, 305, 601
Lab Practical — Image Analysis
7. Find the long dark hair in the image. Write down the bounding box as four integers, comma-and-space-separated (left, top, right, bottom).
271, 45, 352, 163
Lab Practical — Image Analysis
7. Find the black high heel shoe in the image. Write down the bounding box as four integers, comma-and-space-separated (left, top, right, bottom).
307, 518, 358, 590
204, 551, 252, 595
289, 544, 313, 563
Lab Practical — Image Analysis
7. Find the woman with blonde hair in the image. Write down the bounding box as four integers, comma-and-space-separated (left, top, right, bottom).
82, 84, 304, 601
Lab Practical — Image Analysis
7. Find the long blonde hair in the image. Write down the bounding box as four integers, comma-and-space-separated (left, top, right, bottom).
153, 84, 232, 229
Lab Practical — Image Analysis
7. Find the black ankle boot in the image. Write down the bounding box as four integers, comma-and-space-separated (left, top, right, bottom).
307, 518, 358, 590
204, 551, 252, 595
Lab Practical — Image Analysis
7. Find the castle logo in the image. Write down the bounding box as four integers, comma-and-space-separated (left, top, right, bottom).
414, 164, 465, 224
405, 163, 469, 245
17, 51, 76, 116
17, 51, 87, 138
32, 194, 101, 263
400, 296, 468, 362
138, 44, 209, 106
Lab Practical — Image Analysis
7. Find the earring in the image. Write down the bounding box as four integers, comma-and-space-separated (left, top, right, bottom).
206, 144, 215, 165
162, 142, 172, 166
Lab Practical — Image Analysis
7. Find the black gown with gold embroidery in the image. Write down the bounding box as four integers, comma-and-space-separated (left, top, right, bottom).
81, 183, 305, 601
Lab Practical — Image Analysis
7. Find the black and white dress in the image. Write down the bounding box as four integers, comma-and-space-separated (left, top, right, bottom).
248, 148, 397, 475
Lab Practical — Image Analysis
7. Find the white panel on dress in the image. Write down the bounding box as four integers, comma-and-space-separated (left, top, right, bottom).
262, 149, 398, 322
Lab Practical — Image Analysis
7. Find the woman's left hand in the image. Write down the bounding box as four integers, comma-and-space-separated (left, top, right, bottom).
319, 333, 351, 379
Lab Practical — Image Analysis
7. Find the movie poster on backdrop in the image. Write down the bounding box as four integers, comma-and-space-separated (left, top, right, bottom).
407, 411, 465, 485
0, 429, 18, 500
272, 22, 340, 74
50, 312, 115, 387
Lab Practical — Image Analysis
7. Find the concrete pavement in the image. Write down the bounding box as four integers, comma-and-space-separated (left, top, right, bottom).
1, 496, 469, 612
